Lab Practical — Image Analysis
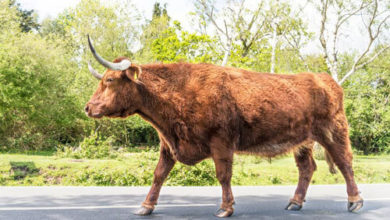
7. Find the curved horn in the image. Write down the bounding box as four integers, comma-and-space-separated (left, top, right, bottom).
87, 35, 131, 71
88, 61, 103, 80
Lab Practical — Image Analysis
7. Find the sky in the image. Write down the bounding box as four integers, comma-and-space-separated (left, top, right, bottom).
18, 0, 196, 46
17, 0, 384, 54
18, 0, 193, 26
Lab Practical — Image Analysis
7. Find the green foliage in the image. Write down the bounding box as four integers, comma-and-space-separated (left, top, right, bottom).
91, 116, 159, 147
7, 0, 40, 32
57, 132, 118, 159
152, 2, 169, 19
228, 42, 271, 72
9, 161, 39, 180
344, 50, 390, 154
167, 160, 217, 186
0, 3, 84, 150
151, 21, 217, 63
0, 0, 153, 151
137, 11, 170, 62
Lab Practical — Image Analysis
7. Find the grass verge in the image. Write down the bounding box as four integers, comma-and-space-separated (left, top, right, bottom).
0, 151, 389, 186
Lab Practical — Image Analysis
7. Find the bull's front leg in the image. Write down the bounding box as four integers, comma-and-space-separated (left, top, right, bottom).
134, 141, 175, 216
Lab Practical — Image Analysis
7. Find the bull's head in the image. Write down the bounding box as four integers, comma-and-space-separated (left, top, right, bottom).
85, 35, 141, 118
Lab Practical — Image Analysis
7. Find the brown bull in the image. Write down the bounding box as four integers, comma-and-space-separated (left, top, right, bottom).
84, 36, 363, 217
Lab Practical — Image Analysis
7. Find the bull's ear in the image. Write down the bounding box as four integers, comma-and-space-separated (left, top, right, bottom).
124, 65, 142, 82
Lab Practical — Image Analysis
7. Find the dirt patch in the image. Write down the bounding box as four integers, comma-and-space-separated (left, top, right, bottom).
44, 175, 62, 184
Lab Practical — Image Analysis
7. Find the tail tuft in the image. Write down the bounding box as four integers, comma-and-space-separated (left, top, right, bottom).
325, 151, 337, 174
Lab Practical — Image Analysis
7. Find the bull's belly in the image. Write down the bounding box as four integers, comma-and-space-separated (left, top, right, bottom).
236, 117, 313, 157
170, 140, 211, 166
236, 139, 311, 157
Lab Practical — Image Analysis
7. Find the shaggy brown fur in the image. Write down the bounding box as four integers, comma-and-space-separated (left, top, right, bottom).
85, 58, 362, 216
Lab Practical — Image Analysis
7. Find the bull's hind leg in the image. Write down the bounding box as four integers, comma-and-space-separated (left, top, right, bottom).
286, 142, 317, 211
211, 138, 235, 218
315, 113, 363, 212
134, 140, 175, 216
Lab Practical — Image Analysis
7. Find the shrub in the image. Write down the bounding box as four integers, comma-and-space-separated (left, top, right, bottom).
344, 62, 390, 154
166, 160, 217, 186
0, 3, 85, 150
57, 132, 117, 159
96, 116, 159, 147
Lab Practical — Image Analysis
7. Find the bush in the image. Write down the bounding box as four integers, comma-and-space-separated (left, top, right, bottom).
344, 59, 390, 154
96, 116, 159, 147
166, 160, 217, 186
57, 132, 118, 159
0, 3, 85, 150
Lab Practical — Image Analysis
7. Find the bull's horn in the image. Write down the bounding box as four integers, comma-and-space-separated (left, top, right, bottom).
87, 35, 131, 71
88, 61, 103, 80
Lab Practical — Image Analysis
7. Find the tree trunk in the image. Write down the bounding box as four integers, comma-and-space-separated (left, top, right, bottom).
270, 24, 278, 73
221, 44, 231, 66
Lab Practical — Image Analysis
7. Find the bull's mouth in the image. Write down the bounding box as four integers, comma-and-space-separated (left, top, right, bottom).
85, 106, 133, 119
107, 109, 132, 118
86, 110, 123, 119
86, 111, 104, 119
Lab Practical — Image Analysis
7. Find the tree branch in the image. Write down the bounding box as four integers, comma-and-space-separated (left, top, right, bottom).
339, 45, 390, 84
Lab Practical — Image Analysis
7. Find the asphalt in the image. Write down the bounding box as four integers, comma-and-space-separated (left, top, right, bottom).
0, 184, 389, 220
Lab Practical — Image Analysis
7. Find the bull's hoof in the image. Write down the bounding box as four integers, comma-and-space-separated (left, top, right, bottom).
348, 200, 363, 213
214, 208, 233, 218
134, 206, 154, 216
285, 201, 302, 211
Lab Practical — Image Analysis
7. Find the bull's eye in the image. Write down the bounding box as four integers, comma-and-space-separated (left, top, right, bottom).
106, 78, 114, 83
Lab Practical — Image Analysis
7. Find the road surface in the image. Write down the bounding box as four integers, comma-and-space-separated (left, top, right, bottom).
0, 184, 389, 219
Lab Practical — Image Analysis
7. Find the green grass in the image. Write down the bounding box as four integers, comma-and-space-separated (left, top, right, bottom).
0, 150, 389, 186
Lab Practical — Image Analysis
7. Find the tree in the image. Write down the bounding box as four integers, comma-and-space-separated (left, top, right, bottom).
152, 2, 169, 19
137, 2, 170, 62
7, 0, 40, 32
40, 0, 141, 96
38, 0, 157, 147
0, 0, 19, 33
193, 0, 311, 72
194, 0, 270, 66
344, 49, 390, 153
316, 0, 390, 85
151, 21, 217, 63
267, 0, 312, 73
0, 0, 82, 150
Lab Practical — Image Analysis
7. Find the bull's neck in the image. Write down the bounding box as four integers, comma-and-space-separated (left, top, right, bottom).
134, 82, 178, 145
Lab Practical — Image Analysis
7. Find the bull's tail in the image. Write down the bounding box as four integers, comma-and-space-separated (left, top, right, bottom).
325, 150, 337, 174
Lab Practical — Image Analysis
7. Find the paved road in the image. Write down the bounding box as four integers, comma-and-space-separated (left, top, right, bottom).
0, 184, 389, 220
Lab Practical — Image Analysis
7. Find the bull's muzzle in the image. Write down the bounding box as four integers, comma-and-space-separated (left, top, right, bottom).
84, 103, 104, 118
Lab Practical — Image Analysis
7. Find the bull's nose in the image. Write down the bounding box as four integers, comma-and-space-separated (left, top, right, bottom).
84, 105, 89, 113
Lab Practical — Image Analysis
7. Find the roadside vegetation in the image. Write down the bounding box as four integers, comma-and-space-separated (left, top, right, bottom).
1, 149, 389, 186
